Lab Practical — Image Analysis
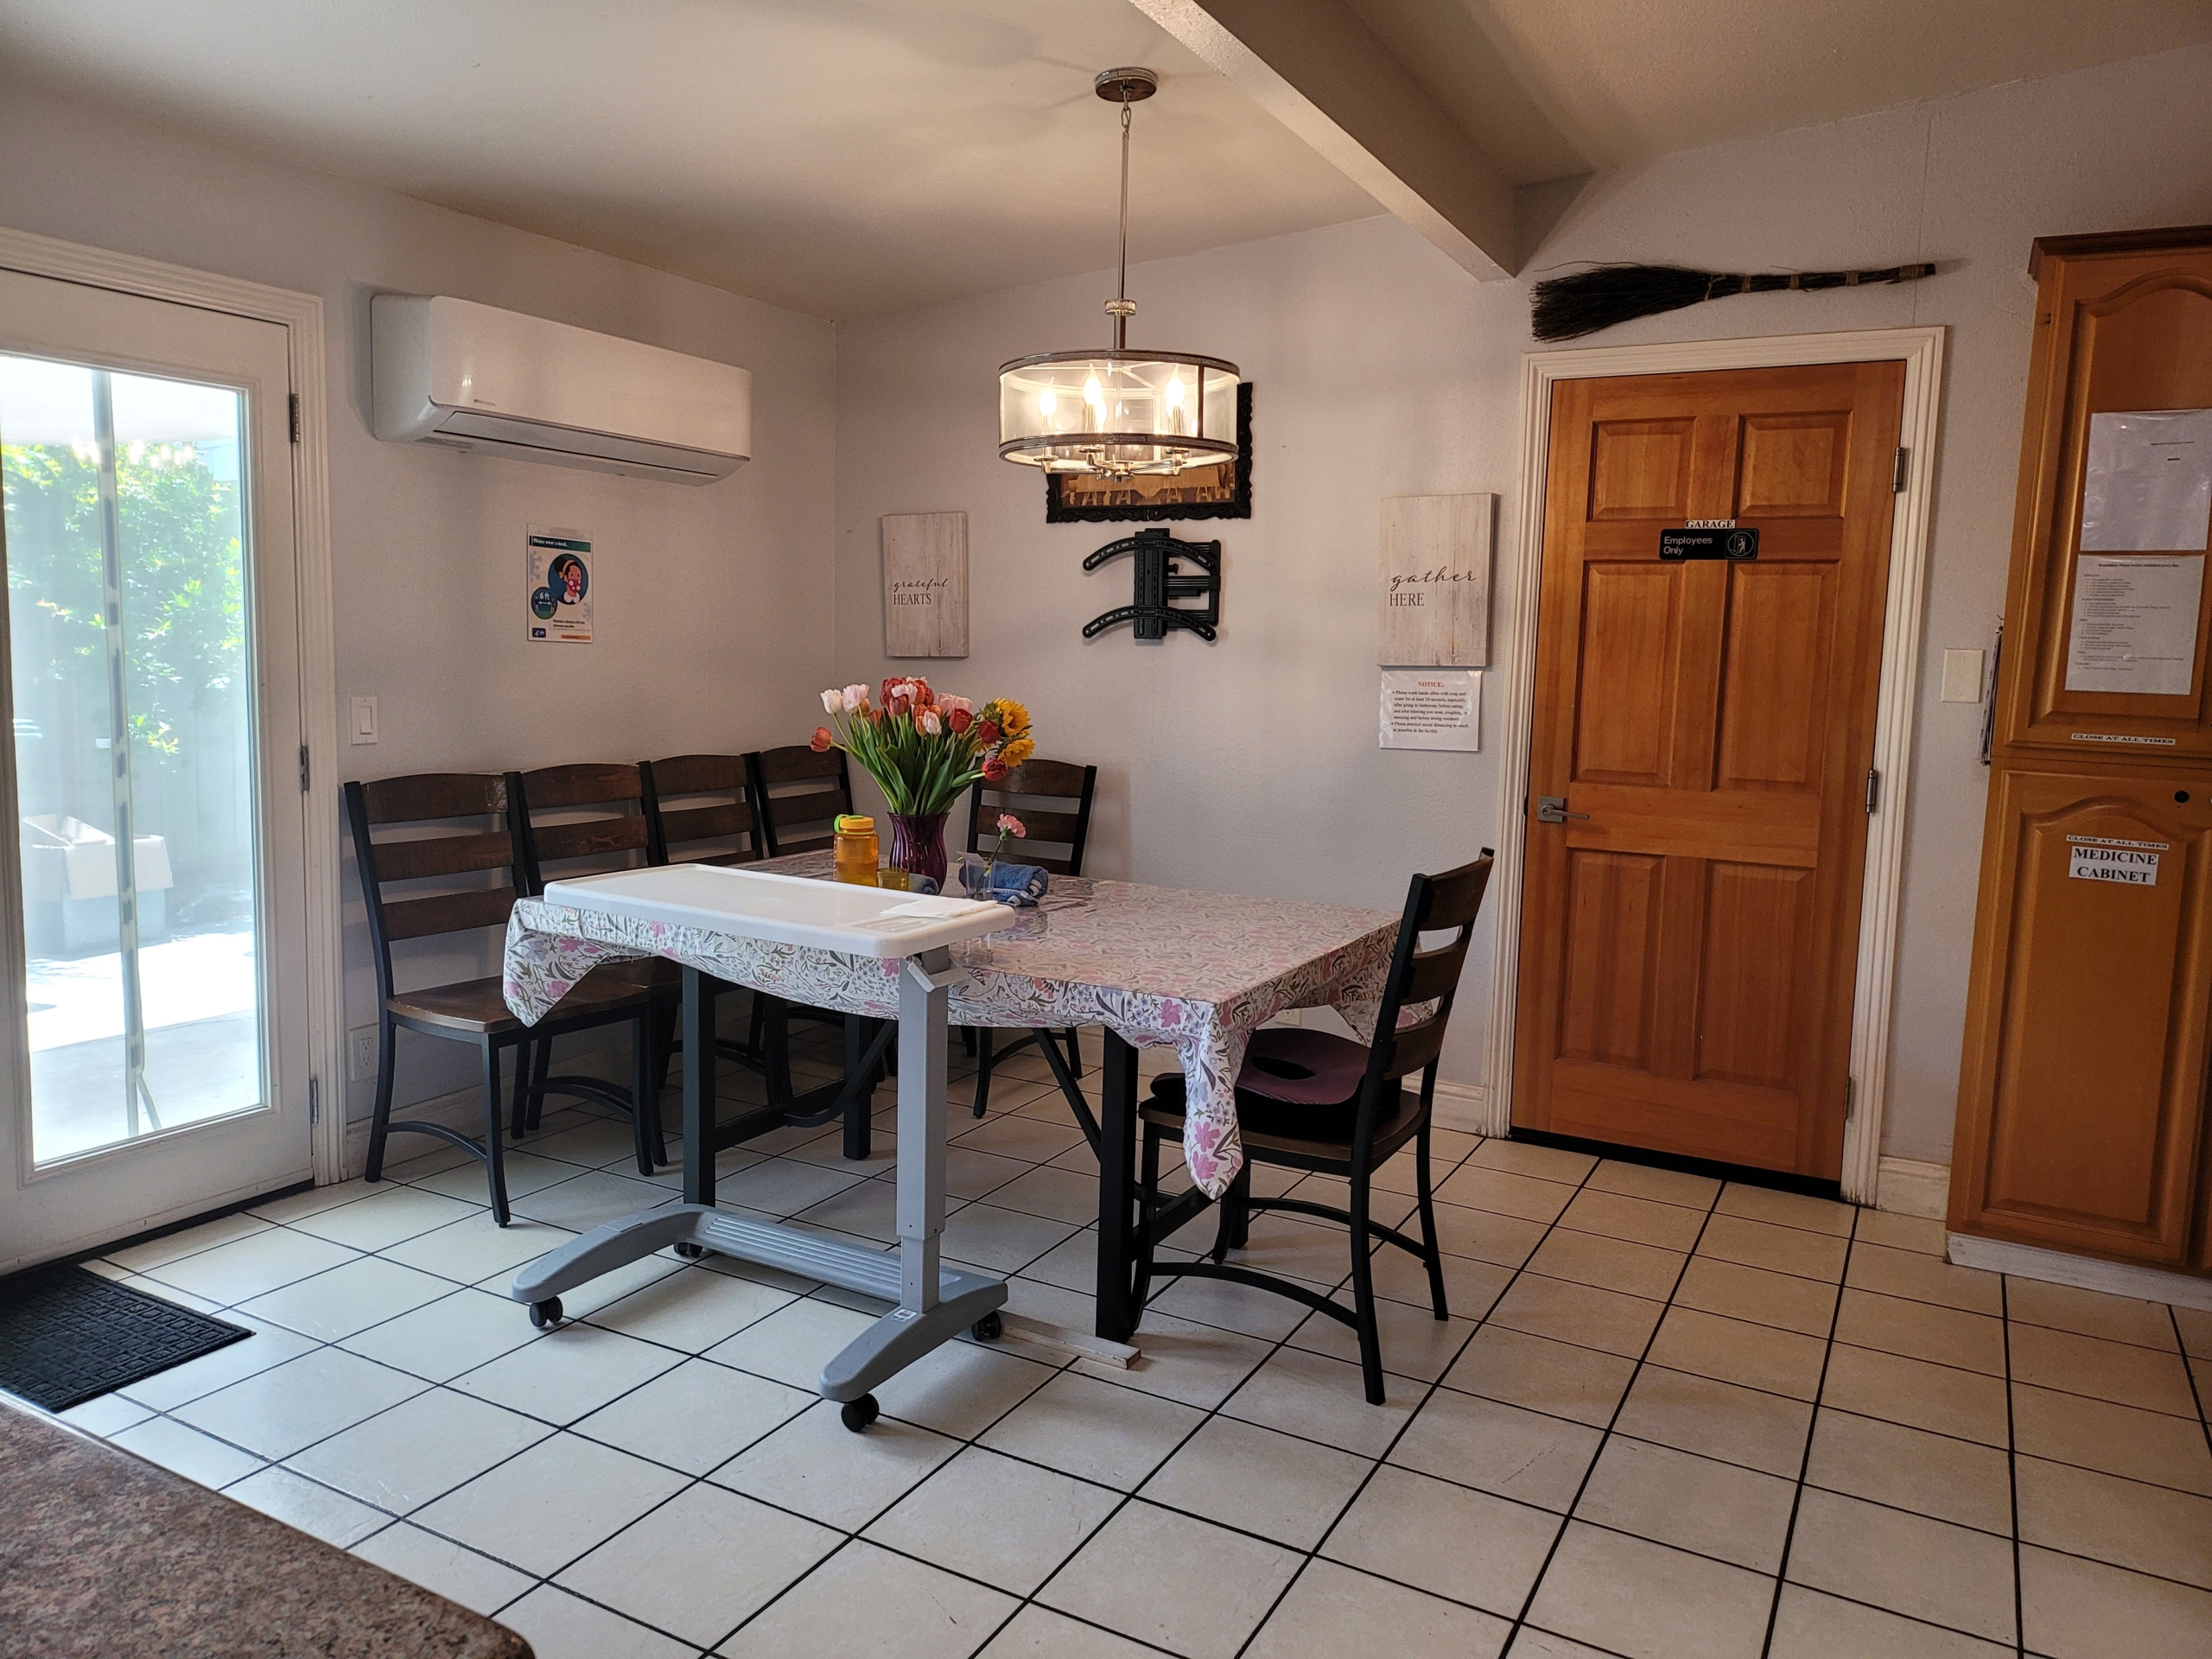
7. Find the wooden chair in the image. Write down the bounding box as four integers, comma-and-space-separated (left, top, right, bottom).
343, 773, 662, 1224
508, 763, 679, 1167
642, 754, 766, 867
964, 759, 1097, 1118
1133, 852, 1494, 1404
747, 746, 854, 857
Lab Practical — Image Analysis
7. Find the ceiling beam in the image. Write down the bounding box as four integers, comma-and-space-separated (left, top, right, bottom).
1129, 0, 1519, 279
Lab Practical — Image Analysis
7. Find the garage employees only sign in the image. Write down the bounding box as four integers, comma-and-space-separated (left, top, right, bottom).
2068, 835, 2165, 887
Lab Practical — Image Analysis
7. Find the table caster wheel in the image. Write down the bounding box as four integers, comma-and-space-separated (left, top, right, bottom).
674, 1241, 705, 1260
970, 1312, 1003, 1342
840, 1395, 880, 1433
528, 1298, 563, 1330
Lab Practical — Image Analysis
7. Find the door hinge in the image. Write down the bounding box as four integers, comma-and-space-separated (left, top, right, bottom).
289, 392, 302, 444
1892, 447, 1909, 493
299, 744, 311, 793
1865, 767, 1880, 815
308, 1077, 320, 1124
1844, 1076, 1856, 1120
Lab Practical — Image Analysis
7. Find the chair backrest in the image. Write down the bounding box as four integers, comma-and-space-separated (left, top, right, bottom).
1357, 850, 1496, 1136
343, 772, 520, 1004
642, 755, 764, 868
747, 746, 854, 857
965, 758, 1097, 877
511, 762, 653, 896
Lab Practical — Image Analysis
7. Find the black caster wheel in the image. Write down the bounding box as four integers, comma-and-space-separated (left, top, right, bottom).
839, 1394, 880, 1433
674, 1241, 705, 1260
528, 1297, 563, 1330
970, 1312, 1003, 1342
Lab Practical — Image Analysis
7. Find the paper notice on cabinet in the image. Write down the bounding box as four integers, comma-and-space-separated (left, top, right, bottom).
1380, 669, 1480, 751
2081, 409, 2212, 552
2064, 555, 2203, 696
2068, 836, 2164, 887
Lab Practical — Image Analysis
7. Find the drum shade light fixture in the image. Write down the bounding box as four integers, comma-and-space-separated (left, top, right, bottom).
997, 68, 1240, 480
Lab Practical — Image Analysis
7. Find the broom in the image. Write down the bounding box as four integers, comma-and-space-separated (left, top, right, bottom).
1530, 262, 1938, 343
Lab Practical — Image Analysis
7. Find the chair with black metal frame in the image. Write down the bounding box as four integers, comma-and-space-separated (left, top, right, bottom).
507, 762, 679, 1170
963, 757, 1097, 1120
646, 754, 887, 1162
343, 772, 663, 1224
1131, 851, 1494, 1405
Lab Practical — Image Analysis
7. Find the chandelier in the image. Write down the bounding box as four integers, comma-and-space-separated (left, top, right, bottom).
997, 67, 1240, 480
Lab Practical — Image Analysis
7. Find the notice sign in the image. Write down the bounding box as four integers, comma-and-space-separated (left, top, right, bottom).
2068, 836, 2164, 887
2081, 408, 2212, 553
2064, 555, 2202, 696
527, 528, 594, 644
1380, 668, 1480, 752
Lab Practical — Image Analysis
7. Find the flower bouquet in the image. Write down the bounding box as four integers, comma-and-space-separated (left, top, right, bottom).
810, 677, 1033, 882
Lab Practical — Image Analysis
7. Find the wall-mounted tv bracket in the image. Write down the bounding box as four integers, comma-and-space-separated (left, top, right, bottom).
1082, 528, 1222, 642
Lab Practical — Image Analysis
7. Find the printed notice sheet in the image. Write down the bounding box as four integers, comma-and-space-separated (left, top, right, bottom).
2081, 409, 2212, 553
527, 527, 594, 644
1380, 668, 1480, 752
2064, 555, 2203, 696
2068, 836, 2164, 887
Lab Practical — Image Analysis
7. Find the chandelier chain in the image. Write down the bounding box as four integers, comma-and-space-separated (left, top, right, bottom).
1114, 92, 1133, 350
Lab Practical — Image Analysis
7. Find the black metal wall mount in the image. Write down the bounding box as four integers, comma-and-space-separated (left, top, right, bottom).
1082, 528, 1221, 642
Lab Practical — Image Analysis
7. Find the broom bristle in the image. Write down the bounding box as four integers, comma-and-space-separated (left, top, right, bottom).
1531, 264, 1715, 343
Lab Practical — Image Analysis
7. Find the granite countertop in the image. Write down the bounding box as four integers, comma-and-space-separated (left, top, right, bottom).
0, 1398, 532, 1658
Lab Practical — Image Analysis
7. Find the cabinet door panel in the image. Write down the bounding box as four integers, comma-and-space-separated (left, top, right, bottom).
1951, 763, 2212, 1263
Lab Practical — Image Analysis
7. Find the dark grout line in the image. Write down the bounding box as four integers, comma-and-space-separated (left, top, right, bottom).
1757, 1203, 1859, 1659
2003, 1272, 2026, 1659
1497, 1170, 1729, 1656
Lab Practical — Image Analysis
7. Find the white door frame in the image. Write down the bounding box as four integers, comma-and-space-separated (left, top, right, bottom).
0, 225, 345, 1190
1484, 326, 1947, 1205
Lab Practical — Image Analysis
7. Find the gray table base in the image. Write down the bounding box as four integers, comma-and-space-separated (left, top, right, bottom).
512, 950, 1007, 1428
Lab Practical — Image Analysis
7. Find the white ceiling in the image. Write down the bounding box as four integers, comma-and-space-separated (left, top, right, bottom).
3, 0, 2207, 318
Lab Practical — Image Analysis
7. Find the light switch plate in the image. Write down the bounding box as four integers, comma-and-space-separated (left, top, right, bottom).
1941, 649, 1985, 703
350, 695, 378, 744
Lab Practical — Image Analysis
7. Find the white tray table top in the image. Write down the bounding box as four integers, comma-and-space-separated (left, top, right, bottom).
539, 863, 1007, 957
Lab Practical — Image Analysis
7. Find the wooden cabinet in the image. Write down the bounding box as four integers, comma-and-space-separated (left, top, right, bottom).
1951, 226, 2212, 1271
1951, 763, 2212, 1264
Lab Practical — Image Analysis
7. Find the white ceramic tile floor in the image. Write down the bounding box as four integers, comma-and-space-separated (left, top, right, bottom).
28, 1020, 2212, 1658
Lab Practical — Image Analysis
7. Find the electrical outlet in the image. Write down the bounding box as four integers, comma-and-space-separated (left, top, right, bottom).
348, 1025, 380, 1082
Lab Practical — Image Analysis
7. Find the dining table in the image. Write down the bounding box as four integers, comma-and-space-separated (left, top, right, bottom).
501, 849, 1403, 1345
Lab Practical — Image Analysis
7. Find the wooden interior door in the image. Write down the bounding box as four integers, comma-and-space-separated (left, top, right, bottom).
1513, 361, 1906, 1179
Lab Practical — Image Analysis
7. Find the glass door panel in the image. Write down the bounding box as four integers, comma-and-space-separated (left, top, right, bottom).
3, 356, 265, 1164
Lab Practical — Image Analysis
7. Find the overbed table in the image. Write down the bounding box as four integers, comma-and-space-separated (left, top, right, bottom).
503, 854, 1401, 1347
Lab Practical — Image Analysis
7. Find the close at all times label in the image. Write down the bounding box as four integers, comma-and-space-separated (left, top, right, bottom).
2067, 835, 2165, 887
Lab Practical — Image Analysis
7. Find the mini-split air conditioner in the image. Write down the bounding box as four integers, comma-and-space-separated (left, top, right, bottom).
370, 295, 752, 484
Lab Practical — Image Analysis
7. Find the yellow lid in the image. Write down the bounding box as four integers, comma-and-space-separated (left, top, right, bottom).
836, 814, 875, 835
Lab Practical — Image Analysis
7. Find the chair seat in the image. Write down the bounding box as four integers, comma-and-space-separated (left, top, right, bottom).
389, 966, 655, 1034
1141, 1071, 1426, 1166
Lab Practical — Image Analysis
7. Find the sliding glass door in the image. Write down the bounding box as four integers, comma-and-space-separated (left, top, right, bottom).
0, 267, 311, 1267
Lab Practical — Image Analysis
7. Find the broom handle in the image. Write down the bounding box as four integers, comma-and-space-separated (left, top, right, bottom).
1715, 264, 1936, 297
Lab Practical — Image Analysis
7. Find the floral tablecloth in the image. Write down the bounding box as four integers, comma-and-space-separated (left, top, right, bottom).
501, 855, 1399, 1197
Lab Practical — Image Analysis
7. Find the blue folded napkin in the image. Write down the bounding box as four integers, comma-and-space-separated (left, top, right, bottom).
966, 861, 1049, 906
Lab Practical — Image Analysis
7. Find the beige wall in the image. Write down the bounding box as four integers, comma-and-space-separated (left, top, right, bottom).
0, 79, 840, 1120
831, 43, 2212, 1166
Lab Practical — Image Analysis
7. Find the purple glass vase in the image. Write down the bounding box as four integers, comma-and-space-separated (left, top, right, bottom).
887, 811, 950, 885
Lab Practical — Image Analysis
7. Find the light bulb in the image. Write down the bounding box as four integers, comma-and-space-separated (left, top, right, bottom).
1083, 372, 1103, 407
1165, 373, 1184, 410
1037, 389, 1057, 417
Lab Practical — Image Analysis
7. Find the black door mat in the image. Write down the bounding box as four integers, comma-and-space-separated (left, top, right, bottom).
0, 1264, 250, 1412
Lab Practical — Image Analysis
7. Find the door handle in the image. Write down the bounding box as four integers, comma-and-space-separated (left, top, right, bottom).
1535, 796, 1588, 824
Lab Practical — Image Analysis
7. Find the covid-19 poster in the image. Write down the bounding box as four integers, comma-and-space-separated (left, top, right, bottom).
527, 527, 593, 644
